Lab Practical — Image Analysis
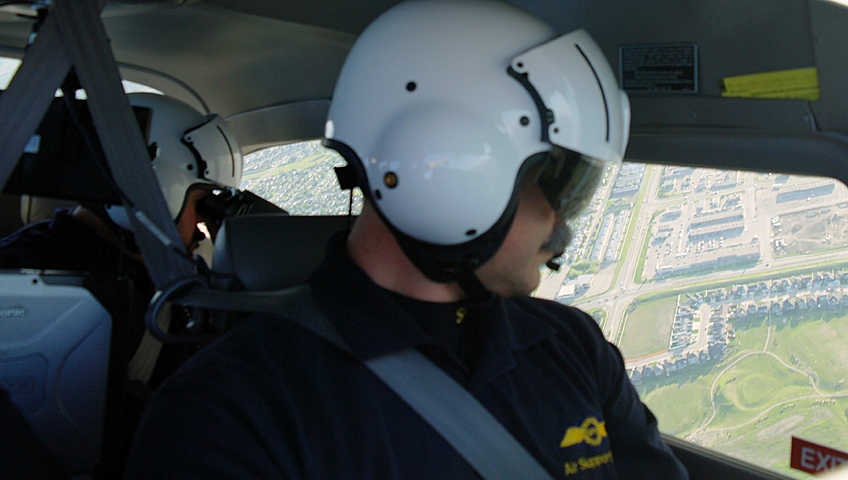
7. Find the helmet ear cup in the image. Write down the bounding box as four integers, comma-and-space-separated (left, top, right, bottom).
365, 104, 524, 246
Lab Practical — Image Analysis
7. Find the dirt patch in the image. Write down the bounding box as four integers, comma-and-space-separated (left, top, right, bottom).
685, 430, 721, 446
778, 208, 848, 256
756, 414, 804, 441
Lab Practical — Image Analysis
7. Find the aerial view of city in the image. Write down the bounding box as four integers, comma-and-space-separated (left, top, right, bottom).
538, 161, 848, 477
242, 141, 848, 478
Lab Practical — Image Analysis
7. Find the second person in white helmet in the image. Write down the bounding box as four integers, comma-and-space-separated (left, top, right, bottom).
0, 91, 243, 476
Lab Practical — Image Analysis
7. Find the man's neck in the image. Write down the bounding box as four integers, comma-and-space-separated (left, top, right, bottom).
346, 206, 465, 303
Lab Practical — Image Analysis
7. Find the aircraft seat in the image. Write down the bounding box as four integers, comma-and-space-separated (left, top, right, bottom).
212, 214, 351, 291
0, 271, 112, 475
19, 195, 77, 225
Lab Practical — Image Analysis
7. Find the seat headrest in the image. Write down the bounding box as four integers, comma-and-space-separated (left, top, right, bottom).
212, 214, 351, 291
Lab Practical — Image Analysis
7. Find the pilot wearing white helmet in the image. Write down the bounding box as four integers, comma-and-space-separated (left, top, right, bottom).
324, 0, 629, 299
3, 93, 243, 272
126, 1, 689, 478
0, 92, 244, 476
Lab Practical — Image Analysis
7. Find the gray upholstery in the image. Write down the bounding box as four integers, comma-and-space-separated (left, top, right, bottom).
212, 214, 352, 291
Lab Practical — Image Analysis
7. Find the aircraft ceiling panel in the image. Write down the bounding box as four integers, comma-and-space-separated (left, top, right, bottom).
103, 4, 354, 118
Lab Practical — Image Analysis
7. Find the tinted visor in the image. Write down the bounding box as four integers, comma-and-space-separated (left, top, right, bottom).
534, 146, 604, 221
195, 188, 288, 224
182, 114, 240, 185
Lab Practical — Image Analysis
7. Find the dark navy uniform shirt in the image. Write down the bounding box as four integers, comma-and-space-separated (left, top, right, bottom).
125, 235, 688, 479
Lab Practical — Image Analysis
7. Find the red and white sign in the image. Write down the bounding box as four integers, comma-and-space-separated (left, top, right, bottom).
791, 436, 848, 474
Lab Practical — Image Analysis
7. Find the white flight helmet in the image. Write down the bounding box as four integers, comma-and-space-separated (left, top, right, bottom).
108, 93, 243, 228
324, 0, 630, 282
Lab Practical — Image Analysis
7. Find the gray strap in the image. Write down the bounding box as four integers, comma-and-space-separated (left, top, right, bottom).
51, 0, 195, 286
0, 12, 72, 192
366, 349, 555, 480
171, 285, 350, 350
0, 0, 194, 288
175, 285, 554, 479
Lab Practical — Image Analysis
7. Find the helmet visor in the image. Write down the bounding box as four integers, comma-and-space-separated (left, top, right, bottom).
182, 114, 242, 187
534, 146, 603, 222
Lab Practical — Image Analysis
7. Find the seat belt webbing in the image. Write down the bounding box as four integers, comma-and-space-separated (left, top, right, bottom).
366, 349, 555, 480
50, 0, 196, 287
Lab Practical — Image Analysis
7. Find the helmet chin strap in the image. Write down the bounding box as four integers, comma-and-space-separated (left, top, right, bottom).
456, 268, 495, 305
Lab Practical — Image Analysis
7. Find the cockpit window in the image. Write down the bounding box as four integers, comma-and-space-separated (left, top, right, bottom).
533, 162, 848, 478
0, 56, 161, 94
0, 57, 18, 89
240, 140, 363, 216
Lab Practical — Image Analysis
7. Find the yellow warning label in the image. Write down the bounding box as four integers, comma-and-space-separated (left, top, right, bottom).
721, 67, 819, 101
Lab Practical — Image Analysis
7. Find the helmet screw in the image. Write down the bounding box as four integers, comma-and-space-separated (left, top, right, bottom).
520, 116, 530, 126
406, 82, 417, 92
384, 172, 399, 188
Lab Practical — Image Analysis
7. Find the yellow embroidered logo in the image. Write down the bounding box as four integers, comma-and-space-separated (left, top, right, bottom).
560, 417, 608, 448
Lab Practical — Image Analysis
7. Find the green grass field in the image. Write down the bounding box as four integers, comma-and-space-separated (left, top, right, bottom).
707, 396, 848, 477
639, 362, 716, 435
634, 310, 848, 478
618, 296, 678, 359
710, 354, 811, 428
773, 311, 848, 391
